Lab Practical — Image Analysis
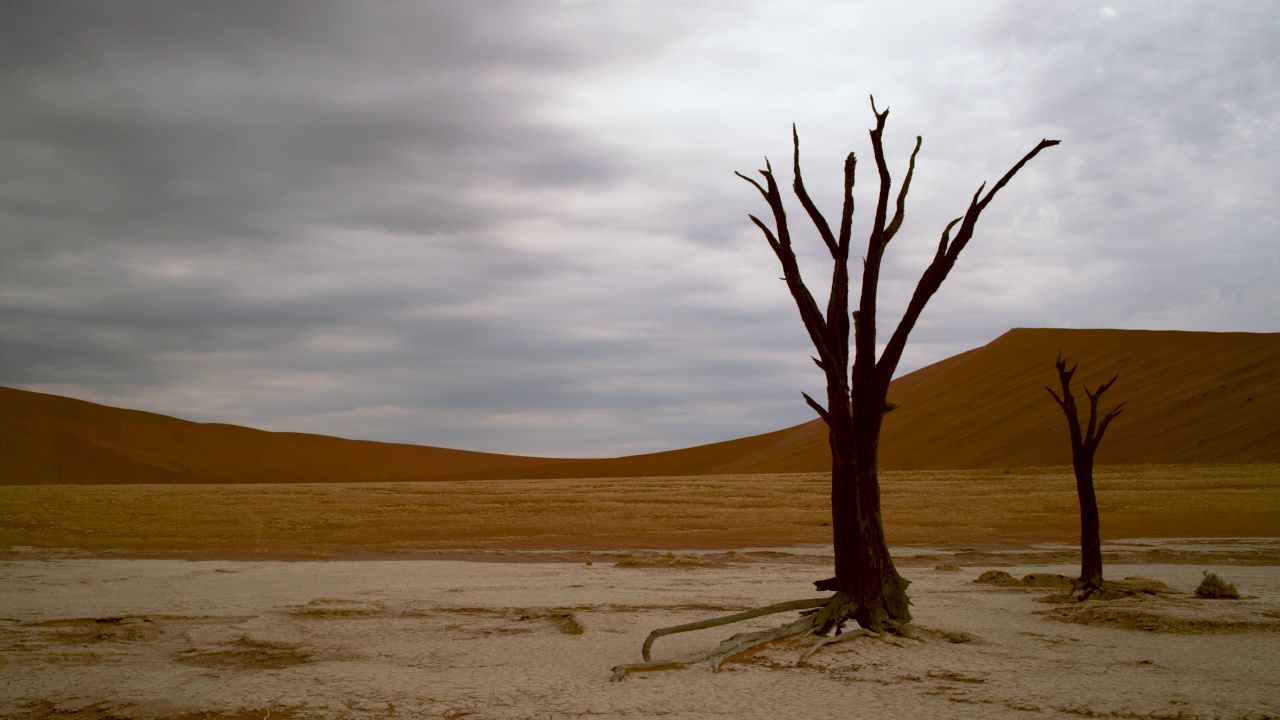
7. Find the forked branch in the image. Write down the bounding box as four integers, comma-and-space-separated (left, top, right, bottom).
874, 136, 1061, 389
736, 166, 834, 370
1046, 353, 1124, 457
791, 124, 839, 258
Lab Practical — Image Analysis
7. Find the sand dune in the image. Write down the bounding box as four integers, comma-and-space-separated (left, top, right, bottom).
2, 328, 1276, 485
0, 387, 564, 485
737, 327, 1280, 473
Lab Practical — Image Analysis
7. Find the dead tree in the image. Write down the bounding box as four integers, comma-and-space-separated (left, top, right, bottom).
612, 99, 1058, 679
1046, 354, 1123, 592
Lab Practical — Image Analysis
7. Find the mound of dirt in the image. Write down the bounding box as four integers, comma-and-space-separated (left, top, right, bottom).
1039, 595, 1280, 634
974, 571, 1074, 588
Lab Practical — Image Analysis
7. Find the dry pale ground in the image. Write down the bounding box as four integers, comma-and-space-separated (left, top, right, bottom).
1, 547, 1279, 720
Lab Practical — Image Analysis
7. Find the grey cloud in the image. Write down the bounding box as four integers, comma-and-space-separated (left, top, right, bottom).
0, 1, 632, 253
1, 1, 1275, 456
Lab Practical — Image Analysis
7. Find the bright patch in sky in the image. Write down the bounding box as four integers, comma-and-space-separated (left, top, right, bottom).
0, 1, 1275, 456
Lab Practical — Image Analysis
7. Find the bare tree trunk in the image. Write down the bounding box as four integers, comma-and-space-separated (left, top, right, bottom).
822, 416, 910, 630
612, 102, 1059, 678
1075, 461, 1104, 585
739, 99, 1057, 632
1047, 355, 1123, 589
613, 101, 1060, 679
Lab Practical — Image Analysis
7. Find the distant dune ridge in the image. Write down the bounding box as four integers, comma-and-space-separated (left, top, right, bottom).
2, 328, 1276, 485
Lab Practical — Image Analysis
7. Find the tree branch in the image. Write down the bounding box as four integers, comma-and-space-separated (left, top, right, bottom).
837, 152, 856, 258
873, 139, 1059, 387
791, 124, 839, 258
1050, 354, 1084, 452
1084, 384, 1102, 441
1092, 404, 1124, 449
1084, 374, 1120, 445
883, 136, 922, 247
854, 97, 893, 383
745, 214, 780, 252
1045, 386, 1068, 412
736, 166, 834, 369
803, 392, 832, 425
1093, 374, 1120, 397
867, 95, 893, 248
975, 139, 1062, 215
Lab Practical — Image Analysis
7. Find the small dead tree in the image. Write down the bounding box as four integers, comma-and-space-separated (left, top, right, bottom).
613, 99, 1058, 679
1046, 354, 1123, 593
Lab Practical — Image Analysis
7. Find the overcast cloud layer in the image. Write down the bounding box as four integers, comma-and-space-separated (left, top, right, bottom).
2, 1, 1276, 457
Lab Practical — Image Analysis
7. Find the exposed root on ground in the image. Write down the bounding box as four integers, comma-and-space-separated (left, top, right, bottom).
798, 626, 879, 662
638, 597, 826, 663
1071, 578, 1108, 601
1068, 577, 1177, 603
610, 593, 914, 681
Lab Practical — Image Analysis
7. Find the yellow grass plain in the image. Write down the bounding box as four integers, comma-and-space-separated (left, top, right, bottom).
3, 464, 1277, 559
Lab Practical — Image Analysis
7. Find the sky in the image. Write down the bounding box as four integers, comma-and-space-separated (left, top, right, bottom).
1, 1, 1276, 458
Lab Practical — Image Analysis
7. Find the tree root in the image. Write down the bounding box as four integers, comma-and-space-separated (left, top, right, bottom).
1072, 578, 1105, 601
639, 597, 827, 662
707, 614, 817, 669
798, 627, 878, 663
1068, 577, 1171, 602
611, 594, 912, 681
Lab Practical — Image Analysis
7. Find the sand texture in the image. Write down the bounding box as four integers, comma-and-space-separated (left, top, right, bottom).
2, 465, 1278, 558
2, 546, 1279, 719
3, 328, 1278, 485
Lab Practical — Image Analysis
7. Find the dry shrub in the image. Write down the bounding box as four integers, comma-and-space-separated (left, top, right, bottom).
1194, 571, 1239, 599
615, 552, 711, 568
174, 635, 313, 669
549, 611, 585, 635
292, 598, 386, 617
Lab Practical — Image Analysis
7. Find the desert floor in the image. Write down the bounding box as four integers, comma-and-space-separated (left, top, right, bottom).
2, 546, 1279, 720
2, 465, 1279, 719
3, 465, 1279, 557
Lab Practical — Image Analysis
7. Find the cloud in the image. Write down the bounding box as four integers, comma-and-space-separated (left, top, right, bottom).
1, 1, 1276, 456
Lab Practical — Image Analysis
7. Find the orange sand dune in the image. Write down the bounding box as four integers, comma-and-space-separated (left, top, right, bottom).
2, 328, 1276, 484
423, 327, 1280, 478
731, 327, 1280, 473
0, 387, 564, 485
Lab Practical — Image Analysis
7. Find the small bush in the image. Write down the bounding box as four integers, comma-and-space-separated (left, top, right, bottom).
615, 553, 711, 568
1194, 571, 1239, 599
